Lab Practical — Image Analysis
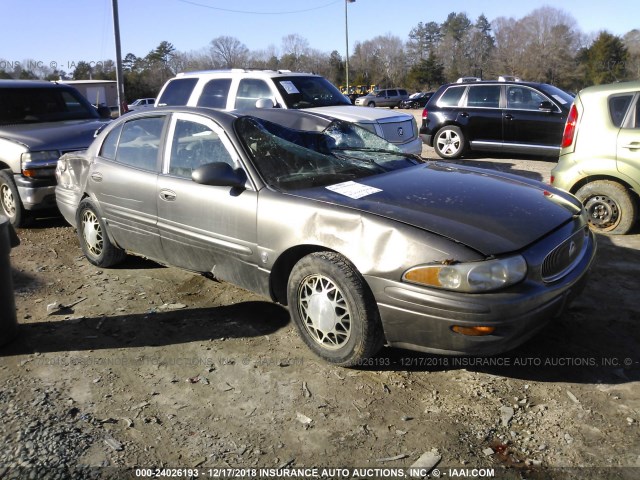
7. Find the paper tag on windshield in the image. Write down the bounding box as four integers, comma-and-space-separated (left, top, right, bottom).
326, 181, 382, 199
279, 81, 300, 94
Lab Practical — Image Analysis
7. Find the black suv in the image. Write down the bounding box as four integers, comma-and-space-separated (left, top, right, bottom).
420, 81, 574, 159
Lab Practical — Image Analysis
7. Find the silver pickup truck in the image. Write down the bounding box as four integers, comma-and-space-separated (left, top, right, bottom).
0, 80, 111, 226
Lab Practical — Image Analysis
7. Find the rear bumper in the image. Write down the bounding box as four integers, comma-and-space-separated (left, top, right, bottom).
396, 137, 423, 156
365, 229, 596, 356
54, 185, 80, 227
419, 130, 433, 146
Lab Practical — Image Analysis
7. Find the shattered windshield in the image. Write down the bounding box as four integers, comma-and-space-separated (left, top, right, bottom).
0, 87, 99, 125
273, 76, 352, 109
236, 116, 423, 192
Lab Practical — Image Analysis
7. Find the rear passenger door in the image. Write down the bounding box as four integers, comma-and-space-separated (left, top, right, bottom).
463, 84, 503, 148
88, 115, 167, 260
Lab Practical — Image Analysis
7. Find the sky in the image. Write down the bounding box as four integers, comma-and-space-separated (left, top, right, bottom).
1, 0, 638, 73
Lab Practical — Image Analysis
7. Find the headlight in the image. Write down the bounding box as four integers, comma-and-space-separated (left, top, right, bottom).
403, 255, 527, 293
21, 150, 61, 167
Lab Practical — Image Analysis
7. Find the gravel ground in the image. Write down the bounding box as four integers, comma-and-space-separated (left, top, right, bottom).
1, 109, 639, 479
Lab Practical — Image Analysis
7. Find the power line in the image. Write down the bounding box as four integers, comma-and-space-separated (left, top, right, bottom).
176, 0, 341, 15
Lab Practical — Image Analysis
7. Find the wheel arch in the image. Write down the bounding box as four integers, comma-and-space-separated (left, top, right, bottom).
269, 244, 341, 306
568, 174, 640, 201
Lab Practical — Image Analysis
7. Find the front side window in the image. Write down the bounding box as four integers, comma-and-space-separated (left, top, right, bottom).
466, 85, 501, 108
168, 118, 234, 178
507, 86, 547, 110
114, 116, 165, 171
234, 79, 273, 110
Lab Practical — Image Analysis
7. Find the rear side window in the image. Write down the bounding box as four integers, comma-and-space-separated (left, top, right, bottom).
466, 85, 501, 108
99, 123, 123, 160
399, 89, 408, 96
157, 78, 198, 106
115, 117, 165, 171
609, 94, 634, 127
197, 78, 232, 109
437, 86, 465, 107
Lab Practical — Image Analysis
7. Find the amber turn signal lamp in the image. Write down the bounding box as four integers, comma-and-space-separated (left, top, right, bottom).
451, 325, 496, 336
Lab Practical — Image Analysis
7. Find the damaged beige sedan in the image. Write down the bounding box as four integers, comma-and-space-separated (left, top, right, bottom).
55, 107, 596, 366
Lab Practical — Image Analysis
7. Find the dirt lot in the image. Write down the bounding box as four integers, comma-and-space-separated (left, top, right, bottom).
1, 114, 640, 479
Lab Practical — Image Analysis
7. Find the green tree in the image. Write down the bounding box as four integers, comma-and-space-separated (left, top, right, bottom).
72, 61, 93, 80
407, 53, 445, 90
581, 32, 629, 84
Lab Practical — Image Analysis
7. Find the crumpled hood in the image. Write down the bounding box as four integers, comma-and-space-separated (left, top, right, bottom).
292, 163, 582, 255
309, 105, 413, 124
0, 119, 108, 151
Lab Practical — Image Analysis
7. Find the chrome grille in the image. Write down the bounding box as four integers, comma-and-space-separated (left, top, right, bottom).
379, 119, 416, 144
541, 227, 589, 282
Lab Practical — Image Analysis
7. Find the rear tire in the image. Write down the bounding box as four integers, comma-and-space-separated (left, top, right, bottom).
433, 126, 466, 159
76, 199, 126, 267
576, 180, 637, 234
0, 170, 29, 227
287, 251, 384, 367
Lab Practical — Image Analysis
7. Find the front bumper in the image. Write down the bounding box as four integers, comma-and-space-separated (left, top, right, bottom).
14, 175, 57, 211
365, 227, 597, 356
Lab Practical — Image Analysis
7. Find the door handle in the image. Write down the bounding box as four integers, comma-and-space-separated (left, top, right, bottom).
90, 173, 103, 182
159, 189, 176, 201
504, 114, 514, 120
622, 143, 640, 150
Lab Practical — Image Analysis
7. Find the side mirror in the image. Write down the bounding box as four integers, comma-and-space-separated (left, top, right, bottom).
192, 162, 247, 189
538, 101, 554, 113
255, 98, 275, 109
97, 105, 112, 119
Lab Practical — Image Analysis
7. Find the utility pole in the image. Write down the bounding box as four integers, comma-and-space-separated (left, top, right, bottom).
112, 0, 125, 115
345, 0, 355, 96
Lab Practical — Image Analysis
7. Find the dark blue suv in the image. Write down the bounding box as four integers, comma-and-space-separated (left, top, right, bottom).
420, 81, 574, 159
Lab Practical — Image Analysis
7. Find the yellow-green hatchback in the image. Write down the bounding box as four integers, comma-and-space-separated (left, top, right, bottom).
551, 80, 640, 234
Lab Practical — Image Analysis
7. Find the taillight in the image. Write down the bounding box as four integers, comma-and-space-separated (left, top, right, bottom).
422, 108, 428, 120
561, 104, 578, 148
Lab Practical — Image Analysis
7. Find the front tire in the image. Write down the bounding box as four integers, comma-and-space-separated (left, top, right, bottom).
0, 170, 28, 227
576, 180, 637, 234
367, 101, 376, 108
433, 126, 465, 159
287, 252, 384, 367
76, 199, 126, 267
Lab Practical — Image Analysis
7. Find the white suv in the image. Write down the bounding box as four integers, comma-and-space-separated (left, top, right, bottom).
155, 69, 421, 155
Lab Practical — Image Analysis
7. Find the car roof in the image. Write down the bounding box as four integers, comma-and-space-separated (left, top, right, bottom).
175, 69, 319, 79
122, 105, 336, 133
579, 80, 640, 97
442, 80, 550, 89
0, 79, 73, 89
